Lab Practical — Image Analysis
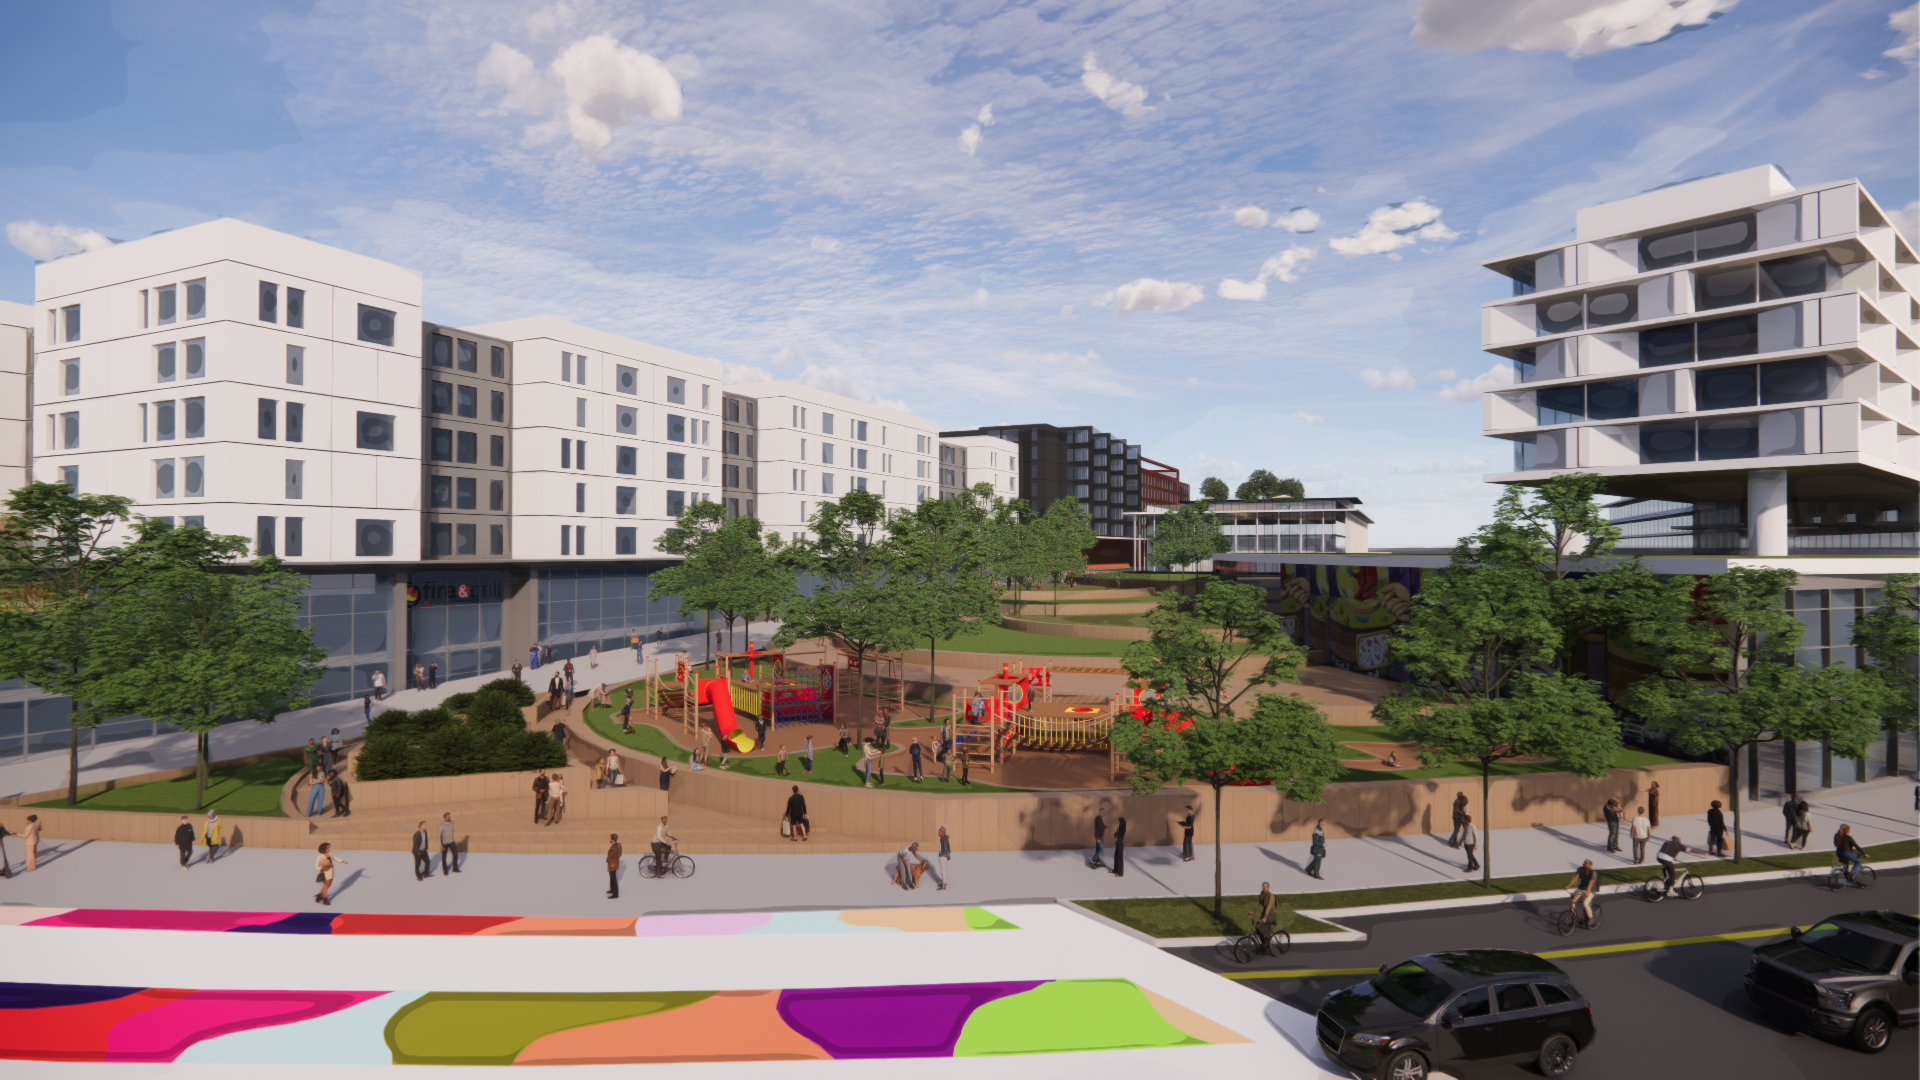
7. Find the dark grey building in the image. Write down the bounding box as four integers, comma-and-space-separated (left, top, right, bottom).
941, 423, 1147, 536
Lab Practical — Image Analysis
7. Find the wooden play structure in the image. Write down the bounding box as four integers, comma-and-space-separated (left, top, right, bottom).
714, 645, 836, 730
835, 649, 907, 715
940, 660, 1122, 775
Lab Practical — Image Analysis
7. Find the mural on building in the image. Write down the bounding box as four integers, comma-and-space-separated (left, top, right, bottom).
1226, 562, 1422, 680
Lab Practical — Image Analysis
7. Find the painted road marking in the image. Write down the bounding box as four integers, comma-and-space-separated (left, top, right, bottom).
1221, 927, 1794, 981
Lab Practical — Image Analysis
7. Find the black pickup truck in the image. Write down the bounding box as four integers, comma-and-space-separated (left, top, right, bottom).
1746, 910, 1919, 1053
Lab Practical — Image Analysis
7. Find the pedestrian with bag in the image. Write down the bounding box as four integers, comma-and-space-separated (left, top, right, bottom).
1305, 819, 1327, 880
314, 843, 344, 905
1630, 806, 1651, 862
1603, 798, 1623, 854
411, 821, 432, 880
1460, 814, 1479, 872
203, 812, 222, 864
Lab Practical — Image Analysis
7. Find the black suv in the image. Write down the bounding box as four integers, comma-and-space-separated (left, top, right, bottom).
1746, 910, 1918, 1053
1317, 949, 1595, 1079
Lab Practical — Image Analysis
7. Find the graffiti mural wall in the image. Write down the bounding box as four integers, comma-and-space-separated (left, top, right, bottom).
1216, 560, 1425, 681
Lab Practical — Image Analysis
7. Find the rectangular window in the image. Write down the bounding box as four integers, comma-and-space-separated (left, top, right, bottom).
183, 516, 203, 529
615, 486, 636, 515
616, 364, 637, 395
561, 524, 571, 556
576, 482, 586, 513
615, 527, 636, 555
821, 413, 835, 435
725, 398, 739, 421
822, 443, 834, 465
667, 414, 686, 442
575, 524, 585, 553
286, 345, 304, 384
286, 288, 304, 328
616, 405, 637, 436
158, 286, 176, 324
561, 352, 572, 382
431, 334, 453, 367
60, 411, 78, 449
285, 459, 303, 499
667, 377, 686, 404
431, 522, 452, 557
155, 459, 175, 499
457, 339, 477, 372
184, 338, 205, 378
285, 517, 303, 557
856, 448, 867, 470
60, 358, 79, 396
701, 456, 710, 480
431, 381, 452, 413
666, 452, 685, 479
490, 390, 505, 422
184, 397, 205, 439
701, 384, 709, 409
256, 516, 275, 556
457, 385, 476, 418
856, 420, 867, 441
574, 355, 587, 384
561, 438, 571, 469
258, 398, 277, 439
285, 402, 304, 443
576, 397, 586, 427
259, 281, 278, 323
575, 439, 585, 470
430, 428, 452, 461
490, 345, 504, 378
183, 457, 204, 497
490, 524, 503, 555
357, 304, 395, 346
455, 523, 476, 555
667, 490, 685, 516
430, 475, 452, 508
745, 467, 753, 490
139, 402, 148, 442
157, 401, 176, 441
456, 477, 476, 510
746, 434, 754, 456
489, 479, 504, 511
855, 477, 868, 492
822, 473, 835, 495
56, 465, 77, 491
724, 430, 738, 454
157, 343, 176, 382
616, 446, 636, 475
489, 434, 504, 466
184, 279, 205, 320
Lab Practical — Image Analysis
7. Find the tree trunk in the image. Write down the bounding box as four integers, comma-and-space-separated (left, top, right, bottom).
854, 646, 868, 747
66, 721, 81, 806
1887, 723, 1899, 781
927, 637, 939, 723
1729, 742, 1743, 864
1213, 783, 1224, 921
1480, 764, 1492, 886
194, 730, 210, 811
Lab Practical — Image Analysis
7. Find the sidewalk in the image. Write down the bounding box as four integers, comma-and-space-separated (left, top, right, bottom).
6, 776, 1908, 916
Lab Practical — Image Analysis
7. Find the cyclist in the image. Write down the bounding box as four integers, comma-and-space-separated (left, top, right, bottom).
1834, 824, 1866, 881
1654, 834, 1708, 897
1564, 859, 1600, 927
650, 816, 677, 863
1247, 882, 1279, 949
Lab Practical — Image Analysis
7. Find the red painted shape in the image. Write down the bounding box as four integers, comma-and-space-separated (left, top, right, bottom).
0, 988, 185, 1062
327, 913, 520, 936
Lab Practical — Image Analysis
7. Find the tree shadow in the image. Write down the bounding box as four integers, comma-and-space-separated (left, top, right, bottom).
1257, 845, 1308, 873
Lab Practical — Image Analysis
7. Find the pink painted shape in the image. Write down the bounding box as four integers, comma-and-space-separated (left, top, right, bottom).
103, 990, 386, 1062
632, 912, 772, 937
0, 907, 73, 926
25, 909, 294, 933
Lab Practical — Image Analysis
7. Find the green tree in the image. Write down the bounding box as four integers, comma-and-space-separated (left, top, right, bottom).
1148, 501, 1229, 586
652, 501, 795, 654
1122, 578, 1306, 720
1111, 693, 1344, 919
1852, 574, 1918, 778
1373, 525, 1621, 884
1622, 566, 1888, 862
0, 483, 139, 805
95, 522, 328, 809
1234, 469, 1304, 501
772, 490, 918, 744
1030, 495, 1096, 615
889, 484, 1005, 720
1199, 476, 1230, 502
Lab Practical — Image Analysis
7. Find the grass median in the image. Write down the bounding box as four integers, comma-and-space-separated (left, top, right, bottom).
1077, 838, 1918, 940
30, 757, 302, 817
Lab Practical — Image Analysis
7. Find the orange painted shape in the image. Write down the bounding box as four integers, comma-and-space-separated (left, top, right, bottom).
470, 917, 637, 937
512, 990, 830, 1065
836, 908, 970, 933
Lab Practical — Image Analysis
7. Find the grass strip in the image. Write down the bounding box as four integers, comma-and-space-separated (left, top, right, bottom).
1222, 927, 1799, 981
31, 756, 303, 817
1078, 838, 1918, 940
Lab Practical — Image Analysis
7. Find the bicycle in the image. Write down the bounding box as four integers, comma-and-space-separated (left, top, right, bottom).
1230, 921, 1291, 963
639, 845, 696, 880
1641, 860, 1704, 903
1556, 891, 1603, 936
1826, 860, 1876, 892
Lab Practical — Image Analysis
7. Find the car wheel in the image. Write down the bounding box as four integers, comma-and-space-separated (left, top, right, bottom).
1383, 1049, 1429, 1080
1537, 1033, 1578, 1077
1850, 1007, 1894, 1054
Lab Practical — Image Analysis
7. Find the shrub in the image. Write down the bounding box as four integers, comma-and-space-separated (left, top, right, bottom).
479, 677, 537, 708
352, 699, 561, 781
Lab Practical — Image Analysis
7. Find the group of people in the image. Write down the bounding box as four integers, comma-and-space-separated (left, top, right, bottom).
171, 812, 224, 869
889, 827, 952, 891
410, 814, 460, 879
530, 768, 569, 825
302, 733, 351, 818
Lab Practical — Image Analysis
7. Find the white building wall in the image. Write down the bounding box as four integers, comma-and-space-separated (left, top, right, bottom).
939, 433, 1020, 499
0, 299, 33, 495
30, 219, 424, 562
726, 381, 940, 539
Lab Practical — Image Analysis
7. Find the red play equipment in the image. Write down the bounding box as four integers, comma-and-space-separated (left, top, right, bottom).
697, 677, 755, 753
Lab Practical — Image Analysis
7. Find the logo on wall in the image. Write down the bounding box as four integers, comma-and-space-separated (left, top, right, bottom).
405, 585, 420, 606
456, 584, 471, 599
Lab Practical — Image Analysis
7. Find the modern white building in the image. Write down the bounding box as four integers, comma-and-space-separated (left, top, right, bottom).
1478, 165, 1919, 557
0, 299, 33, 494
937, 431, 1021, 502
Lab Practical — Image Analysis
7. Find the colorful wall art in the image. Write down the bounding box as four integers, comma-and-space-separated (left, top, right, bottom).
0, 978, 1246, 1065
11, 906, 1018, 938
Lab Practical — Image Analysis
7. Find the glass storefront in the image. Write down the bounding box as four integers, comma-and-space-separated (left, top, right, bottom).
407, 570, 504, 684
299, 573, 394, 705
536, 564, 697, 662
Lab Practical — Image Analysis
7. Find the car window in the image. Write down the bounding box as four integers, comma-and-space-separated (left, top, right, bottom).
1448, 987, 1492, 1020
1377, 962, 1454, 1018
1800, 922, 1904, 972
1536, 983, 1573, 1006
1495, 984, 1538, 1012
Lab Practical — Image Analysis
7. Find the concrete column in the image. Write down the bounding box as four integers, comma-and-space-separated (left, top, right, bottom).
1747, 469, 1789, 556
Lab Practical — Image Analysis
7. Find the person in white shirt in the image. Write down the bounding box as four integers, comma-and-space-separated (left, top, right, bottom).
893, 842, 927, 890
1630, 807, 1651, 863
651, 817, 677, 860
546, 775, 568, 826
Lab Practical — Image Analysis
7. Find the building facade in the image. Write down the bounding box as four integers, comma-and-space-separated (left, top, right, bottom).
940, 423, 1156, 535
935, 432, 1020, 501
1124, 497, 1372, 570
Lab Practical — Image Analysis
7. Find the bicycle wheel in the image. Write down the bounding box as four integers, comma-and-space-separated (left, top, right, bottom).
1269, 929, 1292, 957
1585, 903, 1602, 931
1643, 880, 1666, 903
1828, 867, 1847, 892
1557, 909, 1576, 937
1232, 936, 1256, 964
671, 854, 696, 879
1678, 874, 1704, 901
1854, 865, 1876, 891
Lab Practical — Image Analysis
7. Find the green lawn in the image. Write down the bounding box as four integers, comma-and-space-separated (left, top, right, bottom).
1078, 838, 1919, 939
580, 705, 1027, 793
1329, 746, 1688, 784
32, 757, 302, 817
933, 625, 1138, 657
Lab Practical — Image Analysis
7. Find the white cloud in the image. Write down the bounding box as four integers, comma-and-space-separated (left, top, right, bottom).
1438, 362, 1517, 401
975, 103, 995, 126
1888, 4, 1919, 63
809, 235, 842, 253
1273, 206, 1322, 233
1293, 410, 1326, 426
724, 364, 773, 384
1359, 367, 1419, 390
1234, 205, 1270, 228
1060, 305, 1074, 317
794, 364, 909, 412
1388, 456, 1489, 475
969, 287, 990, 305
1000, 349, 1100, 371
1081, 53, 1151, 118
1412, 0, 1744, 59
771, 344, 806, 371
477, 42, 553, 113
1329, 201, 1459, 255
1888, 200, 1919, 245
958, 124, 984, 155
1103, 277, 1203, 314
6, 220, 113, 261
1219, 245, 1317, 301
1431, 367, 1458, 380
1218, 277, 1267, 301
550, 34, 683, 155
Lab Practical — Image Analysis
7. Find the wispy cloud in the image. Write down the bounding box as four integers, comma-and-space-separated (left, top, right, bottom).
1218, 245, 1316, 300
1359, 367, 1419, 390
1273, 207, 1321, 233
1438, 362, 1516, 401
1081, 53, 1151, 118
7, 220, 113, 260
1293, 410, 1326, 426
1889, 4, 1919, 64
1329, 201, 1458, 255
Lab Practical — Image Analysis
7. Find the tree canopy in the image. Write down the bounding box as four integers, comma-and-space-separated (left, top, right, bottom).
1147, 501, 1229, 583
889, 484, 1007, 719
1235, 470, 1304, 501
1852, 573, 1918, 778
1198, 476, 1230, 502
651, 501, 794, 653
1122, 578, 1304, 721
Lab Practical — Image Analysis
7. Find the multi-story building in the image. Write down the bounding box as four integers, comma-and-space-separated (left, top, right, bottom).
1477, 165, 1918, 556
1123, 497, 1372, 570
1138, 455, 1189, 508
0, 299, 33, 494
940, 423, 1152, 536
935, 432, 1020, 501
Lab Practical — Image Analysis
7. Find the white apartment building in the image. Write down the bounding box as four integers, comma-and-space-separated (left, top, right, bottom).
937, 431, 1020, 500
1479, 165, 1919, 557
0, 299, 32, 494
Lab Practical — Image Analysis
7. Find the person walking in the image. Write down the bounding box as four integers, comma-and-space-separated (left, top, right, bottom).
934, 825, 952, 891
631, 630, 641, 662
775, 744, 789, 776
173, 815, 195, 870
530, 644, 540, 672
427, 661, 438, 690
1090, 810, 1107, 869
439, 812, 460, 874
589, 645, 598, 670
935, 734, 951, 782
836, 725, 851, 755
1647, 781, 1661, 828
658, 757, 674, 792
1448, 792, 1469, 848
303, 738, 320, 783
959, 748, 971, 787
320, 732, 336, 775
605, 750, 622, 788
1706, 800, 1728, 856
532, 769, 550, 823
22, 815, 40, 873
606, 834, 622, 899
909, 737, 924, 783
1781, 796, 1797, 845
413, 661, 425, 691
314, 843, 344, 906
1460, 814, 1479, 872
862, 740, 881, 788
372, 668, 387, 700
1111, 816, 1127, 877
1180, 805, 1196, 862
1630, 806, 1651, 863
305, 770, 327, 817
786, 785, 810, 842
364, 694, 372, 722
1305, 819, 1327, 880
547, 773, 567, 826
203, 812, 222, 864
1603, 798, 1623, 854
621, 688, 634, 733
803, 735, 814, 774
411, 821, 432, 880
329, 769, 351, 818
512, 658, 523, 683
1791, 798, 1813, 851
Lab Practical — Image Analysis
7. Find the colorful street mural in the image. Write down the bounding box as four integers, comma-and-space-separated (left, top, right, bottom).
0, 978, 1247, 1064
1228, 562, 1423, 679
9, 906, 1019, 937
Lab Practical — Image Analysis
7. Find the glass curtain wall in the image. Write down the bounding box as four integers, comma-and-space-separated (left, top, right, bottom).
536, 565, 698, 662
300, 573, 394, 705
407, 570, 503, 684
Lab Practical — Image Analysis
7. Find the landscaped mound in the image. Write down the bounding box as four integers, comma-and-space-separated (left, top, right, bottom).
353, 678, 561, 781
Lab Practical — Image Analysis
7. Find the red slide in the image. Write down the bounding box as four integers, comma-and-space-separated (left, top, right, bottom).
698, 678, 756, 753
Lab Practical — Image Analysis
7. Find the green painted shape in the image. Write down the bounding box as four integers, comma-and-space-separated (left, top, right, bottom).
962, 907, 1020, 931
384, 992, 712, 1065
953, 978, 1207, 1056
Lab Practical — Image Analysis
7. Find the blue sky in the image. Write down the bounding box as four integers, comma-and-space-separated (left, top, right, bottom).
3, 0, 1915, 547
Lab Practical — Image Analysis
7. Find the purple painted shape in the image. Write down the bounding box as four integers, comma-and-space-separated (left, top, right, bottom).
777, 981, 1046, 1059
0, 982, 142, 1010
631, 912, 772, 937
25, 909, 293, 934
226, 912, 339, 935
103, 990, 385, 1062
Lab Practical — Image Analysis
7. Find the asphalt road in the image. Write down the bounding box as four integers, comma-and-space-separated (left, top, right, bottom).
1174, 868, 1920, 1080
